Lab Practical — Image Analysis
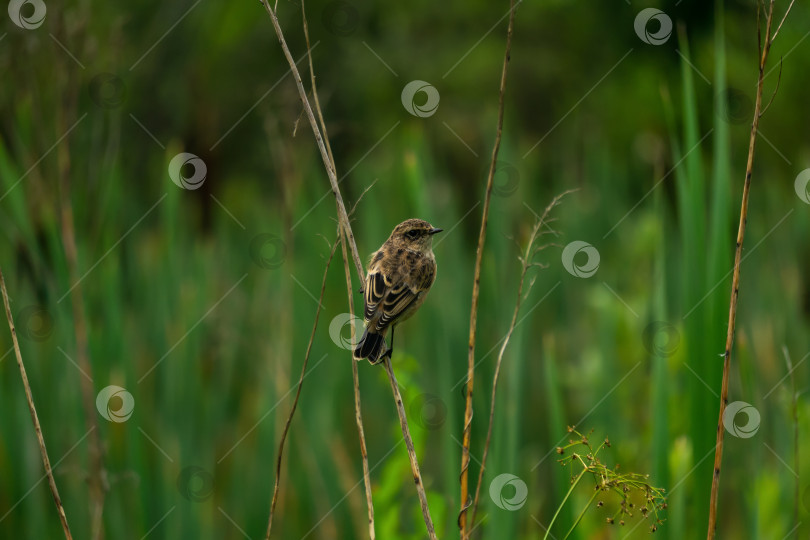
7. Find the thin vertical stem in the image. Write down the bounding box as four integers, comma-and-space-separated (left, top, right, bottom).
383, 358, 437, 540
706, 0, 794, 536
459, 0, 518, 537
259, 0, 365, 285
340, 227, 376, 539
1, 268, 74, 540
265, 237, 339, 540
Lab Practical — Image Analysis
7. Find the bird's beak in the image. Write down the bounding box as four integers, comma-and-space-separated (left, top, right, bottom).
429, 228, 443, 235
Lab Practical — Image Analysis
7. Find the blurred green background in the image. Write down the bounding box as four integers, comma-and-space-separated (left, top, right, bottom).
2, 0, 809, 538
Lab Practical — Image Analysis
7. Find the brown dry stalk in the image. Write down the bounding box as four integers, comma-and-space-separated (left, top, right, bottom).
0, 268, 73, 540
260, 2, 437, 536
706, 1, 794, 537
298, 0, 376, 533
469, 192, 570, 531
259, 0, 365, 285
265, 236, 340, 540
339, 228, 376, 539
383, 358, 438, 539
300, 1, 375, 532
301, 0, 337, 171
459, 0, 518, 537
56, 107, 107, 540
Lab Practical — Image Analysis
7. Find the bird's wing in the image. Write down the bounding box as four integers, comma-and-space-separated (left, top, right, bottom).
363, 270, 419, 332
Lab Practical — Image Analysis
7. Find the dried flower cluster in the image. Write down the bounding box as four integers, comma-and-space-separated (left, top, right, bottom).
556, 427, 667, 534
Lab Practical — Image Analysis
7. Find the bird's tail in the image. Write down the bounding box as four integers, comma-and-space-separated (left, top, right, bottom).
353, 329, 386, 364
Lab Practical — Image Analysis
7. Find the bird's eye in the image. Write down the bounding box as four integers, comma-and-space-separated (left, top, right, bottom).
405, 230, 420, 240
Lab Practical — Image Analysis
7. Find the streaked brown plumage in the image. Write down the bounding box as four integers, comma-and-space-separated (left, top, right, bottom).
354, 219, 442, 364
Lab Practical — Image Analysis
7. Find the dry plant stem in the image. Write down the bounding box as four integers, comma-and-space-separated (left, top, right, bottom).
301, 0, 336, 169
56, 108, 107, 540
301, 0, 375, 532
468, 193, 569, 530
265, 237, 340, 540
261, 2, 428, 535
259, 0, 364, 285
706, 1, 793, 537
383, 358, 438, 540
0, 268, 74, 540
339, 229, 376, 540
272, 1, 376, 535
459, 0, 517, 537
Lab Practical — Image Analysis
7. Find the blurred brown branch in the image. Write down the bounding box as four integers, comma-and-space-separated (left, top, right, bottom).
55, 74, 108, 540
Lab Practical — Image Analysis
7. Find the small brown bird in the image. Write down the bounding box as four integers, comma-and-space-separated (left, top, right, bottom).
354, 219, 442, 364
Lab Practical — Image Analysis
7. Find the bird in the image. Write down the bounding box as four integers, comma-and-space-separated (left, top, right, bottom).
353, 218, 442, 364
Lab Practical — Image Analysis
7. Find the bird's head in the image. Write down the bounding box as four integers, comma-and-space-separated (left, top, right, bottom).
389, 218, 443, 253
